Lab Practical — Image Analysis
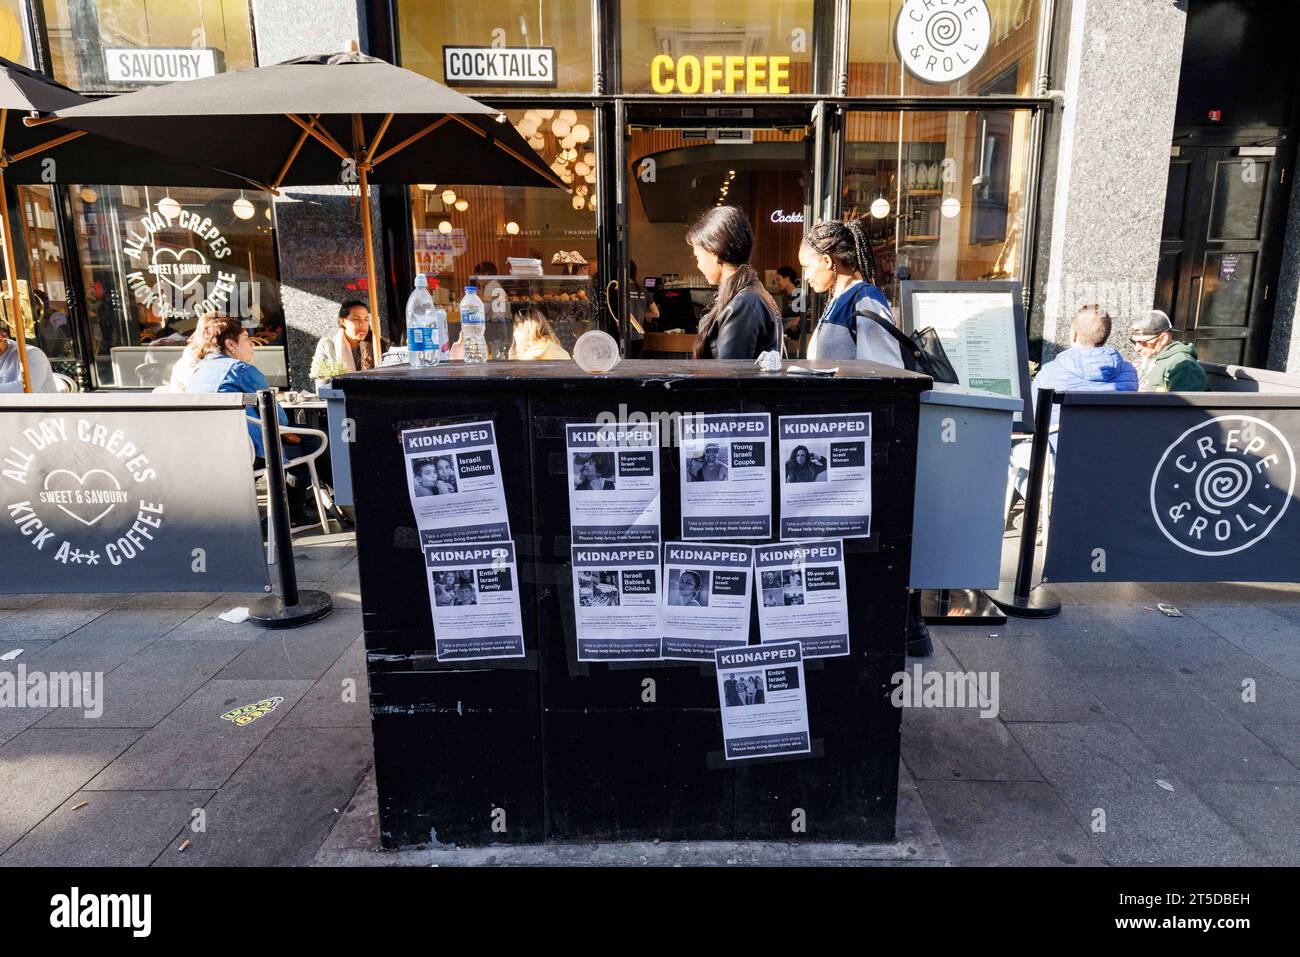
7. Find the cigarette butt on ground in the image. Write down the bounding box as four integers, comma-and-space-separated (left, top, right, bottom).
178, 838, 191, 852
70, 801, 88, 811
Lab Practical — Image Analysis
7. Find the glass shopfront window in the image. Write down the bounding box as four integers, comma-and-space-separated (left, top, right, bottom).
61, 184, 283, 388
40, 0, 256, 92
848, 0, 1040, 97
0, 0, 30, 64
622, 0, 815, 95
396, 0, 594, 94
409, 108, 599, 359
843, 108, 1034, 302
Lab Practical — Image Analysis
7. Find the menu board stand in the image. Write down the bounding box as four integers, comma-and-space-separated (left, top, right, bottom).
899, 280, 1034, 432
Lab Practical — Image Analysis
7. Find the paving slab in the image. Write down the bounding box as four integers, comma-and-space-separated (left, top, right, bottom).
0, 789, 213, 867
1248, 723, 1300, 768
1008, 721, 1256, 865
1179, 603, 1300, 681
1129, 634, 1300, 726
155, 593, 277, 641
20, 608, 200, 673
1071, 671, 1300, 783
914, 779, 1102, 866
1192, 783, 1300, 865
0, 728, 142, 854
155, 725, 372, 867
36, 639, 249, 729
83, 679, 313, 791
938, 632, 1113, 723
280, 637, 370, 729
213, 609, 362, 681
0, 599, 115, 643
903, 708, 1044, 783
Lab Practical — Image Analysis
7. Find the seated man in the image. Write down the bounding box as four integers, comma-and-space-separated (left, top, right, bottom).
1035, 303, 1138, 416
1131, 309, 1207, 392
1011, 304, 1137, 499
0, 320, 57, 393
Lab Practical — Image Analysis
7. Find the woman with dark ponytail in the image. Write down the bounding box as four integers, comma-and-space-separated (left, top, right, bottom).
684, 206, 781, 360
799, 218, 903, 365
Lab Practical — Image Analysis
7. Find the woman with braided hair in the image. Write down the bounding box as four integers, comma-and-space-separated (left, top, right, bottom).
799, 218, 905, 366
798, 218, 935, 658
684, 206, 782, 360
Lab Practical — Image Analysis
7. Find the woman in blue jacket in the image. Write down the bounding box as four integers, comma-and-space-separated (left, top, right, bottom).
800, 218, 902, 364
186, 316, 320, 523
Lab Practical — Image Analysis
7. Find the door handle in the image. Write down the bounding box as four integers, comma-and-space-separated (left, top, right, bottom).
1191, 274, 1204, 330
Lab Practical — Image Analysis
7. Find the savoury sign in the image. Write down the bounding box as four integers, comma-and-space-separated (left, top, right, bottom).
0, 401, 271, 593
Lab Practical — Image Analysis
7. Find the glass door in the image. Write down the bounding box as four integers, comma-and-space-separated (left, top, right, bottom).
624, 104, 817, 358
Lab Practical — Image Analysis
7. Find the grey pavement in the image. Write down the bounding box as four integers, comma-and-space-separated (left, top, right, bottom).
1, 526, 1298, 866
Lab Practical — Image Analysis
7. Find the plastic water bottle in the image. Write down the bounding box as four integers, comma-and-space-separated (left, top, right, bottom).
461, 285, 487, 364
435, 304, 450, 358
406, 274, 438, 367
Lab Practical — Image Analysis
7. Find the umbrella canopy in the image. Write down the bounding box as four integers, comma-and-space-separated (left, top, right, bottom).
0, 56, 267, 188
0, 57, 273, 392
33, 49, 570, 359
36, 51, 566, 190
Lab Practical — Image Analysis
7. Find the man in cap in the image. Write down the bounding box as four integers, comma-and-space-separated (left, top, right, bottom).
1130, 309, 1207, 392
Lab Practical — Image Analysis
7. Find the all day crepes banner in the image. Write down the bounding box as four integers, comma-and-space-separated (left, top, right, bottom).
0, 409, 270, 593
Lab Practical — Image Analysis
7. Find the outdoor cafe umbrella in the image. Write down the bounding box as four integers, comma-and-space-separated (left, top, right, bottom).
0, 57, 271, 391
33, 48, 569, 360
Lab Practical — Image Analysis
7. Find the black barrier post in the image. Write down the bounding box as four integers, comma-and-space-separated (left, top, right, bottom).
988, 387, 1062, 618
248, 390, 333, 628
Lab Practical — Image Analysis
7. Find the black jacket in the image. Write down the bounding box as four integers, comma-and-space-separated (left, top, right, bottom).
698, 286, 781, 360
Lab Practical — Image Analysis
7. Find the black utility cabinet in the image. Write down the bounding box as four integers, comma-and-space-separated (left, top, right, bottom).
340, 359, 928, 848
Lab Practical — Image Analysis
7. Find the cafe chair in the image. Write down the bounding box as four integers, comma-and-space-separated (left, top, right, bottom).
250, 423, 332, 535
1005, 428, 1057, 545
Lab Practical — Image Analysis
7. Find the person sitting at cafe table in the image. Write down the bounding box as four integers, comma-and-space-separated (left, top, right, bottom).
186, 316, 321, 524
0, 318, 56, 393
1130, 309, 1207, 392
685, 206, 781, 360
799, 218, 901, 364
508, 307, 571, 360
311, 299, 380, 382
775, 265, 803, 341
1009, 304, 1138, 501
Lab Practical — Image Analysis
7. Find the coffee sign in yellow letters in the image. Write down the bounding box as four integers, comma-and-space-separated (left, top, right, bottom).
650, 54, 791, 95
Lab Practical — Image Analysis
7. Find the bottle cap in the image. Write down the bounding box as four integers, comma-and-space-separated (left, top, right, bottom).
414, 273, 428, 287
465, 285, 477, 294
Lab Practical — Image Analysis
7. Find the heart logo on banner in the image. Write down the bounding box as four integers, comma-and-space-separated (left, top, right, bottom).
150, 246, 208, 293
43, 468, 123, 527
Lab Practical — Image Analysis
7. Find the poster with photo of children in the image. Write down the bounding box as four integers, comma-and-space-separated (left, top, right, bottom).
755, 539, 850, 658
676, 412, 772, 540
423, 540, 524, 661
661, 542, 753, 662
570, 544, 663, 662
401, 421, 510, 545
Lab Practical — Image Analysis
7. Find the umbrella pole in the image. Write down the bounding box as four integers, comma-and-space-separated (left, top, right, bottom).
358, 163, 382, 361
0, 165, 32, 393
